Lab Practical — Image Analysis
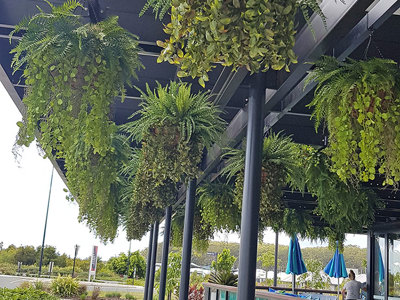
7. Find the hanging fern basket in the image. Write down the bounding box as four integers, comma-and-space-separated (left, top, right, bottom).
10, 1, 142, 241
307, 57, 400, 186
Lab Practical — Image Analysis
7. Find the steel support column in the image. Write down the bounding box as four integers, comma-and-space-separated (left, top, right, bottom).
148, 221, 159, 300
143, 226, 154, 300
237, 73, 265, 300
366, 231, 375, 300
159, 206, 172, 300
384, 234, 389, 300
273, 231, 279, 287
178, 179, 197, 300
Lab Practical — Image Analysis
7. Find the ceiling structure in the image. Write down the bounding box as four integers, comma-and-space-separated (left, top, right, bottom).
1, 0, 400, 234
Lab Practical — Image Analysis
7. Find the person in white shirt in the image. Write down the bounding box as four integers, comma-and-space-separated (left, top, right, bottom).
342, 270, 367, 300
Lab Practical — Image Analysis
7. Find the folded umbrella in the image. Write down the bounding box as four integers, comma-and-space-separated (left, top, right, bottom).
324, 242, 347, 298
286, 235, 307, 294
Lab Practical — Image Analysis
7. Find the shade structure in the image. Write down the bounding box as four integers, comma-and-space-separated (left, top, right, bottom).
324, 243, 347, 297
286, 236, 307, 293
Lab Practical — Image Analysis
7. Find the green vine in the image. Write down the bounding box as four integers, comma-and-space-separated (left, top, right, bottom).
197, 181, 240, 233
222, 133, 304, 236
121, 149, 177, 241
10, 0, 142, 242
301, 147, 382, 237
307, 57, 400, 186
157, 0, 325, 86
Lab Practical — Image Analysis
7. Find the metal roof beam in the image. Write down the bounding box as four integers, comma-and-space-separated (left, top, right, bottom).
264, 0, 400, 132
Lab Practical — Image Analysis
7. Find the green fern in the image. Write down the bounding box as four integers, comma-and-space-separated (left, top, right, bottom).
307, 56, 400, 186
122, 81, 225, 184
10, 0, 142, 242
140, 0, 171, 20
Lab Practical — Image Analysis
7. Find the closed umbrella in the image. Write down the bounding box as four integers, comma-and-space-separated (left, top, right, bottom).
286, 235, 307, 293
324, 242, 347, 297
375, 242, 385, 283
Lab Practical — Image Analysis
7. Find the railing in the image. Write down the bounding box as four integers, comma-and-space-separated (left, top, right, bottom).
203, 283, 339, 300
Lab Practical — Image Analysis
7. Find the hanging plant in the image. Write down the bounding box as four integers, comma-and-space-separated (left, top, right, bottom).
197, 181, 240, 233
122, 81, 225, 184
156, 0, 325, 86
121, 149, 177, 240
170, 203, 214, 252
222, 133, 302, 234
301, 147, 383, 236
10, 1, 143, 241
307, 57, 400, 186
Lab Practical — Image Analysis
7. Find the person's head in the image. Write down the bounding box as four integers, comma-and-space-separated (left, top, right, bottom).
349, 270, 355, 280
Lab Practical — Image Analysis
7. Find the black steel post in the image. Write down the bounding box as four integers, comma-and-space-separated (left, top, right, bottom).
72, 244, 79, 277
273, 231, 279, 287
178, 179, 197, 300
384, 234, 389, 300
38, 167, 54, 277
366, 231, 375, 300
148, 221, 159, 300
159, 206, 172, 300
126, 240, 132, 278
237, 73, 265, 300
144, 226, 154, 300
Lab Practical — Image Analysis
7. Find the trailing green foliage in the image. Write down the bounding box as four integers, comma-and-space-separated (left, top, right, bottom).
121, 82, 224, 240
10, 0, 142, 242
171, 204, 214, 252
0, 287, 59, 300
300, 147, 382, 241
157, 0, 324, 86
197, 181, 240, 233
223, 133, 304, 235
141, 0, 171, 20
307, 57, 400, 186
121, 149, 176, 240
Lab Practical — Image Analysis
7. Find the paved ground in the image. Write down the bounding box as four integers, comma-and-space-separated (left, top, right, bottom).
0, 274, 144, 293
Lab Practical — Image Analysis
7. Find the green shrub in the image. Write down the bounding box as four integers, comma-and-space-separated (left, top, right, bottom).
91, 286, 101, 299
0, 263, 16, 275
125, 294, 137, 300
105, 291, 122, 298
51, 276, 79, 297
0, 287, 59, 300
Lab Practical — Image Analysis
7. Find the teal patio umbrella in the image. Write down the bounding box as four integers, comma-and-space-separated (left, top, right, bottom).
286, 235, 307, 293
324, 242, 347, 297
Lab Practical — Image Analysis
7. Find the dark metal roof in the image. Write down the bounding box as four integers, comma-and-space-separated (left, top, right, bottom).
1, 0, 400, 233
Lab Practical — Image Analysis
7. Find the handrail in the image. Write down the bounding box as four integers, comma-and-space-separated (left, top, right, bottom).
256, 285, 340, 295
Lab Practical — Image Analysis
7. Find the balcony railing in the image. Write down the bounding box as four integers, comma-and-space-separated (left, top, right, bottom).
203, 283, 340, 300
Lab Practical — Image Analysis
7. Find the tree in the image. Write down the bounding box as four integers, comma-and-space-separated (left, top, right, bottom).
258, 250, 281, 271
155, 252, 181, 300
211, 249, 236, 274
128, 251, 146, 278
108, 253, 129, 275
14, 246, 36, 265
108, 251, 146, 278
298, 259, 330, 290
36, 246, 59, 266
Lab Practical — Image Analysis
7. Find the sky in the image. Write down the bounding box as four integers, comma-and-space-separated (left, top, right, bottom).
0, 81, 367, 262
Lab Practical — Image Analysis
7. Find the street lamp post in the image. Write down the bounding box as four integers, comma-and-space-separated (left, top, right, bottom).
38, 167, 54, 277
72, 244, 80, 277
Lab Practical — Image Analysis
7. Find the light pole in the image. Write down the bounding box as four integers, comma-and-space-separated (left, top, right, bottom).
38, 167, 54, 277
72, 244, 80, 277
126, 240, 132, 279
